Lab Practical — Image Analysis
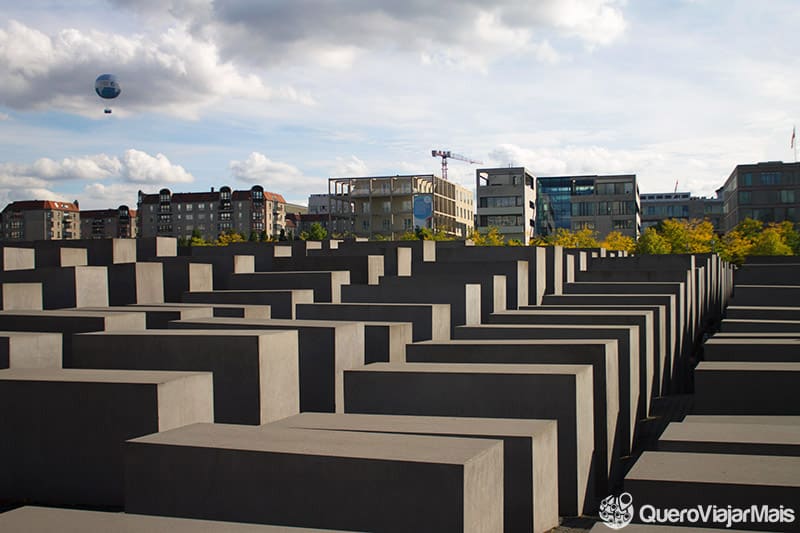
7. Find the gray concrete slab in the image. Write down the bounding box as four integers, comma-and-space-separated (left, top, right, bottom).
73, 305, 213, 329
24, 239, 137, 266
0, 507, 354, 532
362, 321, 412, 364
720, 318, 800, 333
454, 323, 643, 449
683, 415, 800, 425
0, 331, 61, 368
128, 301, 271, 319
0, 309, 145, 366
704, 338, 800, 362
34, 247, 88, 268
0, 368, 212, 507
658, 421, 800, 456
625, 451, 800, 531
1, 246, 35, 271
730, 285, 800, 307
0, 282, 42, 310
726, 306, 800, 321
405, 339, 620, 491
0, 265, 108, 309
183, 289, 314, 319
227, 271, 350, 303
125, 423, 503, 533
169, 317, 362, 413
272, 412, 559, 533
136, 236, 177, 260
735, 264, 800, 285
694, 361, 800, 415
147, 257, 213, 302
296, 302, 450, 342
71, 329, 299, 424
106, 262, 165, 305
271, 255, 384, 285
343, 362, 594, 516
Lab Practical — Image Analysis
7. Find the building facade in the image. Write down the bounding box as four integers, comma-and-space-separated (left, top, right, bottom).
640, 192, 724, 232
475, 167, 537, 244
1, 200, 81, 241
326, 174, 474, 239
536, 174, 641, 239
719, 161, 800, 232
137, 185, 286, 240
79, 205, 137, 239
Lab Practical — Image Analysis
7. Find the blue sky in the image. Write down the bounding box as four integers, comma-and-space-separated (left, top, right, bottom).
1, 0, 798, 209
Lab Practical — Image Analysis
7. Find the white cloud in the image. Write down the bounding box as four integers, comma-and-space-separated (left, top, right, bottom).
229, 151, 326, 200
81, 182, 142, 209
333, 155, 368, 177
119, 149, 194, 183
0, 20, 313, 118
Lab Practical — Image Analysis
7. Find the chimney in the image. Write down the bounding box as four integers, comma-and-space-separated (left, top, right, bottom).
74, 200, 79, 208
211, 187, 215, 192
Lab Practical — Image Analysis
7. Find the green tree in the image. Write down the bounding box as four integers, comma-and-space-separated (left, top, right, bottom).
635, 227, 671, 255
306, 222, 328, 241
248, 231, 259, 242
750, 227, 793, 256
278, 229, 287, 241
470, 227, 505, 246
189, 228, 209, 247
601, 231, 636, 253
399, 230, 418, 241
216, 230, 246, 246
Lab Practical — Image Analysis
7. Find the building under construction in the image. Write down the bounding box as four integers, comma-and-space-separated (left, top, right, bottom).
325, 174, 474, 239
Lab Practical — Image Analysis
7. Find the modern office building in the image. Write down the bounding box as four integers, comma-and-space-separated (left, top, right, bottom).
640, 192, 724, 232
474, 167, 537, 243
137, 185, 286, 241
326, 174, 474, 239
719, 161, 800, 232
79, 205, 137, 239
1, 200, 81, 241
536, 174, 641, 238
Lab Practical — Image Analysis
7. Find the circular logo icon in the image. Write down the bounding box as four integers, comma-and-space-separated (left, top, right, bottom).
599, 492, 634, 529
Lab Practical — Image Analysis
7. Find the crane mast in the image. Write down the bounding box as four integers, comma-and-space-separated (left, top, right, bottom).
431, 150, 482, 180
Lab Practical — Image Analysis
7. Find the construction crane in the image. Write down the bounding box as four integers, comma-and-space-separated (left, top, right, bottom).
431, 150, 482, 181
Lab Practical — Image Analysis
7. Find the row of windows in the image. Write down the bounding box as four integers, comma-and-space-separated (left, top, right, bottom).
643, 205, 690, 217
479, 196, 523, 208
737, 207, 797, 223
738, 190, 796, 204
595, 182, 635, 196
570, 201, 636, 216
479, 215, 524, 227
739, 171, 800, 186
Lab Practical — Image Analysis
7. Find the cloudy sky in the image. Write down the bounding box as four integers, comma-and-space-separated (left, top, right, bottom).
1, 0, 798, 209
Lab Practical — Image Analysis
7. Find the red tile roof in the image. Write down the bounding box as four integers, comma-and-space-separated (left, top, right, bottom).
3, 200, 79, 213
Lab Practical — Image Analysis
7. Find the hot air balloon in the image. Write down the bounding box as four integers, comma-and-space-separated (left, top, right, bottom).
95, 74, 121, 114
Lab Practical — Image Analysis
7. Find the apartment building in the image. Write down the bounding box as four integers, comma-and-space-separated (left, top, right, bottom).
79, 205, 137, 239
326, 174, 474, 239
719, 161, 800, 232
536, 174, 641, 238
136, 185, 286, 240
1, 200, 81, 241
474, 167, 537, 243
641, 192, 724, 231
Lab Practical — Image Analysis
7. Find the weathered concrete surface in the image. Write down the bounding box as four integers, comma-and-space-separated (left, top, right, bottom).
272, 412, 559, 533
106, 262, 165, 305
625, 451, 800, 531
125, 423, 503, 533
725, 306, 800, 321
71, 330, 300, 424
0, 309, 145, 366
362, 321, 412, 364
720, 318, 800, 333
343, 362, 594, 516
183, 289, 314, 319
271, 255, 384, 285
0, 282, 43, 310
0, 507, 354, 532
694, 361, 800, 415
658, 421, 800, 456
227, 271, 350, 303
35, 247, 88, 268
683, 415, 800, 425
0, 266, 109, 309
0, 368, 213, 507
405, 339, 619, 490
128, 301, 271, 319
704, 338, 800, 362
1, 247, 35, 271
137, 236, 177, 260
146, 257, 213, 302
730, 285, 800, 307
74, 305, 212, 329
0, 331, 61, 368
296, 302, 450, 342
169, 317, 362, 413
453, 323, 641, 453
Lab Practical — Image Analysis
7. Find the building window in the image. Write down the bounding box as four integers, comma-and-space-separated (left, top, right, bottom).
479, 196, 523, 208
780, 190, 796, 203
185, 214, 193, 221
761, 172, 781, 185
480, 215, 523, 226
362, 220, 369, 231
738, 191, 752, 204
404, 218, 412, 230
186, 204, 193, 211
613, 219, 633, 229
740, 173, 752, 186
571, 202, 596, 217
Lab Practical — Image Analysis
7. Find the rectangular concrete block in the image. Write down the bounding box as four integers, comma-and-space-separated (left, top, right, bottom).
694, 362, 800, 415
731, 285, 800, 307
107, 262, 165, 305
0, 309, 145, 366
296, 302, 451, 342
1, 282, 43, 310
169, 317, 363, 413
720, 318, 800, 333
125, 423, 503, 533
0, 368, 213, 507
35, 247, 88, 268
0, 331, 61, 368
625, 451, 800, 531
658, 421, 800, 456
363, 321, 412, 364
0, 265, 109, 309
683, 415, 800, 425
1, 247, 35, 271
726, 306, 800, 321
77, 305, 213, 329
273, 412, 559, 533
0, 507, 354, 532
704, 338, 800, 362
71, 330, 300, 424
137, 236, 177, 260
128, 301, 271, 319
405, 339, 620, 491
227, 271, 350, 303
151, 258, 213, 302
183, 289, 314, 319
343, 362, 595, 516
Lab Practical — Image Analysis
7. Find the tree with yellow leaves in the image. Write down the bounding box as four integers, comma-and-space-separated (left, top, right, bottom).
601, 231, 636, 253
470, 226, 506, 246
